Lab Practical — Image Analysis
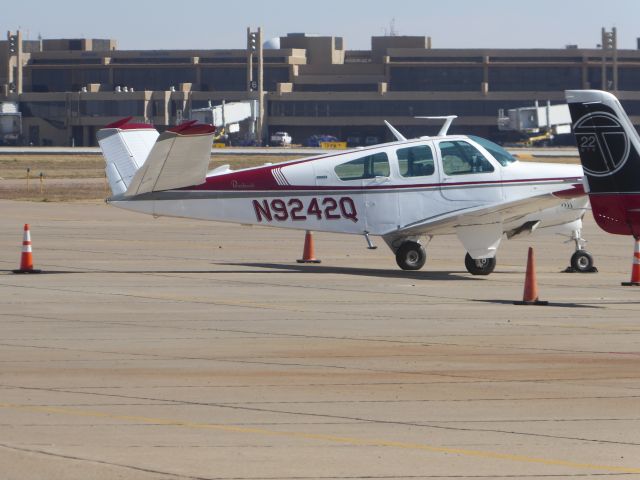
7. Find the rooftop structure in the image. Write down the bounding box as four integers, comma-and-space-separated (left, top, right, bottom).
2, 28, 639, 146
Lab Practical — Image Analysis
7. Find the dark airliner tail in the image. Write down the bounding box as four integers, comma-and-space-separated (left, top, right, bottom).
565, 90, 640, 237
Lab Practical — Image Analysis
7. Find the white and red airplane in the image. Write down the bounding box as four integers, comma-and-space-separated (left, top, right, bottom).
98, 114, 593, 275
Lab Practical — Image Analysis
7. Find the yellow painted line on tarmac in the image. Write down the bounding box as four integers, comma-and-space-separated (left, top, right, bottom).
1, 402, 639, 474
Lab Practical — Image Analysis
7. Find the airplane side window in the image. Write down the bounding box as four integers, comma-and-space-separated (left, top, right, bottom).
372, 152, 390, 177
397, 145, 434, 177
440, 141, 494, 175
335, 157, 366, 181
335, 152, 389, 181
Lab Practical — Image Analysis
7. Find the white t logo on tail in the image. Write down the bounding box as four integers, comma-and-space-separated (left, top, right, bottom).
573, 111, 630, 177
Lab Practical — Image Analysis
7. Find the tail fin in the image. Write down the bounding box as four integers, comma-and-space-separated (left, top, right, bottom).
97, 117, 159, 195
125, 121, 216, 196
565, 90, 640, 237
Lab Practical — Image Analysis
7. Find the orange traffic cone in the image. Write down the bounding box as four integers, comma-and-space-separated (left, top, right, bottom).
514, 247, 547, 305
621, 238, 640, 286
296, 230, 321, 264
13, 224, 42, 274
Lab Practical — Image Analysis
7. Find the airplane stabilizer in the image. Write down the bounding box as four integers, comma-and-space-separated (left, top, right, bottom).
126, 121, 216, 196
566, 90, 640, 237
97, 117, 159, 195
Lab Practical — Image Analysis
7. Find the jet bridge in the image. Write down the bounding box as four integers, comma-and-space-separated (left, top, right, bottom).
189, 100, 257, 142
498, 101, 572, 143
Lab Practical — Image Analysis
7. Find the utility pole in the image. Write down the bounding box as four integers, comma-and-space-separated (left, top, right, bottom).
16, 30, 23, 94
601, 27, 618, 91
257, 27, 264, 145
246, 27, 264, 145
246, 28, 254, 94
6, 30, 23, 95
612, 27, 618, 91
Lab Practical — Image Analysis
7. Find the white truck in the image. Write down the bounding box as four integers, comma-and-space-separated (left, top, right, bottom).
270, 131, 292, 147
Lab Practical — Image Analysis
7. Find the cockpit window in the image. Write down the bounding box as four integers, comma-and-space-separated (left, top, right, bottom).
469, 135, 518, 166
439, 140, 495, 175
397, 145, 435, 177
334, 152, 390, 181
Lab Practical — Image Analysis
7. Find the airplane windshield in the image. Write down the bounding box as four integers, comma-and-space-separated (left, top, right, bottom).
469, 136, 518, 166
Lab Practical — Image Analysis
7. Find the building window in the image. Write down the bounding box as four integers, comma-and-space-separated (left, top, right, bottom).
488, 66, 582, 91
80, 100, 144, 117
201, 67, 246, 91
618, 67, 640, 91
19, 101, 66, 118
113, 67, 196, 91
268, 100, 530, 118
390, 66, 483, 92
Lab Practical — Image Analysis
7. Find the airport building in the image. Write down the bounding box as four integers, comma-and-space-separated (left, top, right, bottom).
2, 29, 640, 146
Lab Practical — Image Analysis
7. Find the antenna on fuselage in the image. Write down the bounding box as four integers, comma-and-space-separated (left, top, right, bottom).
383, 120, 407, 142
415, 115, 458, 136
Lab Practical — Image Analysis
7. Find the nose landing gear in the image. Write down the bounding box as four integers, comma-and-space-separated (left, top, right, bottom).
570, 250, 595, 272
565, 229, 597, 273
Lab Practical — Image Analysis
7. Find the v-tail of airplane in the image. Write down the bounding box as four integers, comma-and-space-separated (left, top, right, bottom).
98, 118, 216, 197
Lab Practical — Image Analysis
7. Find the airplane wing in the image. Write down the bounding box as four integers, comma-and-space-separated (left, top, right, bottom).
394, 189, 583, 238
126, 121, 216, 196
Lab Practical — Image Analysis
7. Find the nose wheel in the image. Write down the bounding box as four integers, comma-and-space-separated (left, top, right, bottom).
570, 250, 595, 273
565, 229, 597, 273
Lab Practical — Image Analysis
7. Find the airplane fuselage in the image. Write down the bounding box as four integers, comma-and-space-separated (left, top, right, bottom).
110, 136, 586, 239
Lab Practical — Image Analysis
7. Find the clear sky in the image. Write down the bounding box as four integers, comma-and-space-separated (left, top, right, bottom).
3, 0, 640, 51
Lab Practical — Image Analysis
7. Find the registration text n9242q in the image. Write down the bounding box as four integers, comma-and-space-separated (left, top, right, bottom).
252, 197, 358, 223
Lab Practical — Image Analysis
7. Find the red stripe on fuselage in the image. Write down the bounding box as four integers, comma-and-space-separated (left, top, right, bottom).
190, 167, 582, 192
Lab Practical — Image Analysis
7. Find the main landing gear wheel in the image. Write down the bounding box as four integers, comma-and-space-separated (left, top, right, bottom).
465, 253, 496, 276
570, 250, 595, 273
395, 241, 426, 270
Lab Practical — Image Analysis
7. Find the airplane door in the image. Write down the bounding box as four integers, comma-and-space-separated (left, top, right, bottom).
330, 150, 399, 234
395, 143, 450, 228
436, 139, 503, 202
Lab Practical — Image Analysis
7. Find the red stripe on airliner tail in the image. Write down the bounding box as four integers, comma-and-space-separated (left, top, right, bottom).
589, 193, 640, 237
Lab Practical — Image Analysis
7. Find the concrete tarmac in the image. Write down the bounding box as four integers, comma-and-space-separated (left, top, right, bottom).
1, 199, 640, 479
